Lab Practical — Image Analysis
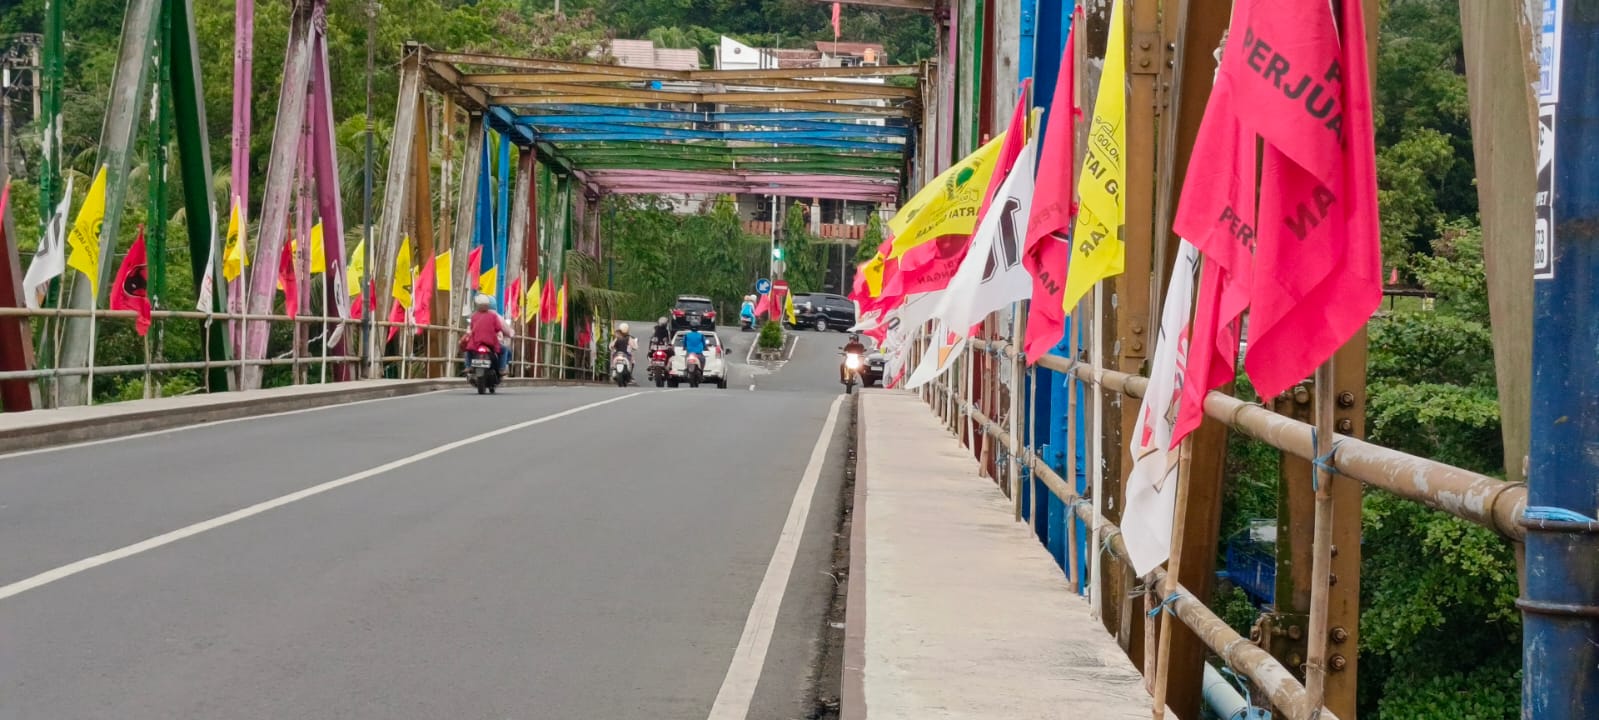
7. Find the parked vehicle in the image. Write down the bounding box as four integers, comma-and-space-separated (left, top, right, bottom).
467, 344, 501, 395
670, 295, 718, 330
667, 330, 729, 389
792, 293, 856, 332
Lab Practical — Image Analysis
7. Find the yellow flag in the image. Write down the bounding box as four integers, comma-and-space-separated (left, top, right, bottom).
346, 239, 366, 297
556, 282, 566, 323
479, 266, 498, 296
784, 290, 797, 324
435, 250, 452, 291
524, 277, 541, 323
886, 135, 1006, 258
65, 166, 109, 298
309, 223, 326, 274
391, 236, 414, 309
1061, 0, 1128, 312
222, 196, 248, 282
861, 256, 886, 297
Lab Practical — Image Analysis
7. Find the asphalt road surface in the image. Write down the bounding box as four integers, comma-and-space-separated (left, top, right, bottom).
0, 324, 866, 719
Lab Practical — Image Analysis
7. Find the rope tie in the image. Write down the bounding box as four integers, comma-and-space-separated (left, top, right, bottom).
1309, 428, 1342, 491
1524, 506, 1599, 524
1146, 592, 1182, 618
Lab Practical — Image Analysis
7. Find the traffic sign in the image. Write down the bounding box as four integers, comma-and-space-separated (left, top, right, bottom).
755, 278, 772, 295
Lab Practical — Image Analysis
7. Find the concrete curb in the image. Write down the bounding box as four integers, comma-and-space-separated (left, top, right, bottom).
0, 377, 597, 455
841, 393, 869, 720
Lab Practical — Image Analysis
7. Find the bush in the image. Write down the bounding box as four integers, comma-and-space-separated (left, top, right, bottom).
758, 321, 784, 350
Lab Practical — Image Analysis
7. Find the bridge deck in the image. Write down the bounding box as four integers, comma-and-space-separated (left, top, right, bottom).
852, 391, 1151, 719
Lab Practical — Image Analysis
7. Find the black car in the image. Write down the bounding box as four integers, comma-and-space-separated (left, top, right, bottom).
863, 349, 886, 387
792, 293, 856, 332
671, 295, 718, 330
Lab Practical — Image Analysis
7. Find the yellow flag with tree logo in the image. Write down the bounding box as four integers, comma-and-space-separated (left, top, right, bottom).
1061, 0, 1127, 312
391, 236, 414, 309
886, 135, 1006, 258
65, 166, 109, 298
222, 196, 248, 282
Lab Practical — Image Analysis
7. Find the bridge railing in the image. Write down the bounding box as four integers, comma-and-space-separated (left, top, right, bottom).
908, 336, 1530, 720
0, 307, 599, 405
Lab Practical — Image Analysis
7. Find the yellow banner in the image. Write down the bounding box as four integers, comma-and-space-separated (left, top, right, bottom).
1061, 0, 1128, 312
556, 282, 566, 324
65, 166, 109, 298
309, 223, 326, 274
887, 135, 1006, 258
861, 255, 886, 297
391, 236, 414, 309
222, 196, 248, 283
436, 250, 453, 291
346, 240, 366, 296
479, 266, 498, 296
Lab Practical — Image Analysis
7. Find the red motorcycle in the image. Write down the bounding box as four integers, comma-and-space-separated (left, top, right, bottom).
647, 346, 671, 388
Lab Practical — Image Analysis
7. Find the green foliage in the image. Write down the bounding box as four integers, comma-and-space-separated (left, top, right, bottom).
758, 320, 783, 350
604, 194, 767, 319
858, 213, 884, 264
1212, 585, 1261, 639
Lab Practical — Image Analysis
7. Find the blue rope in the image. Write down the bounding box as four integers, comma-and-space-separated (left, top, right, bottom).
1147, 592, 1182, 618
1309, 428, 1340, 491
1524, 506, 1599, 524
1219, 665, 1256, 712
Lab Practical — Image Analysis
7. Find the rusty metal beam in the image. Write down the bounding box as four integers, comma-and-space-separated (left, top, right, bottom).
464, 72, 919, 99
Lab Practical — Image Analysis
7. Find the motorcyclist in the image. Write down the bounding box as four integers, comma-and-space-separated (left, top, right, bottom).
740, 295, 757, 328
840, 333, 868, 383
610, 322, 636, 384
651, 316, 672, 347
462, 293, 512, 373
682, 325, 707, 366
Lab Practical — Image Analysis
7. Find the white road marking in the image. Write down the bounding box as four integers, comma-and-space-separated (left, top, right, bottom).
0, 390, 451, 461
0, 392, 642, 602
706, 394, 844, 720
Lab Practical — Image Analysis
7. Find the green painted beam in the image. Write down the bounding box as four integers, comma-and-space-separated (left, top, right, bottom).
169, 0, 228, 391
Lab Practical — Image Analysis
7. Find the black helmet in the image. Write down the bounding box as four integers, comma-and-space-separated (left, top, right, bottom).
849, 333, 861, 343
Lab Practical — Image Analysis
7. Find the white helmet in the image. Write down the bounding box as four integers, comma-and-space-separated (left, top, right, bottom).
474, 293, 493, 308
617, 322, 630, 335
658, 316, 669, 326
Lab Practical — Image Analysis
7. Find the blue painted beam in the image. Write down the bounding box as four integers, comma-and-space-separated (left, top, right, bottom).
515, 114, 911, 137
527, 120, 905, 143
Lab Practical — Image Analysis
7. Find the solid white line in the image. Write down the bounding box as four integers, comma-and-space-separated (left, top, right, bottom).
0, 389, 451, 462
0, 392, 641, 602
706, 394, 844, 720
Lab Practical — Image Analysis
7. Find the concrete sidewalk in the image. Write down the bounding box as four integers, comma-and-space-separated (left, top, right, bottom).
845, 391, 1150, 720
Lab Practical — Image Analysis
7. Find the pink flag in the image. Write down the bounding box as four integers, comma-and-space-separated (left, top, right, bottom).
385, 297, 406, 342
277, 236, 299, 320
831, 2, 841, 38
1232, 0, 1381, 398
1023, 26, 1078, 362
466, 246, 483, 291
110, 226, 153, 336
1170, 80, 1258, 445
413, 254, 437, 330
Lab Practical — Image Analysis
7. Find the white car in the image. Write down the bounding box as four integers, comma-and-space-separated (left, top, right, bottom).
668, 330, 729, 389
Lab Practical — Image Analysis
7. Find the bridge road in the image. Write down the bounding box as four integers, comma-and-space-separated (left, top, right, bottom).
0, 326, 856, 719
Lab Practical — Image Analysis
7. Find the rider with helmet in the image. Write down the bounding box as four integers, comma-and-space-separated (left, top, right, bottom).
462, 293, 513, 372
841, 333, 868, 383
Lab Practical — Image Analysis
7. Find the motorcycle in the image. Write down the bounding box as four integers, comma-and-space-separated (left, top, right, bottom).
685, 352, 704, 388
841, 351, 862, 394
647, 346, 671, 388
612, 350, 634, 388
468, 344, 501, 395
740, 315, 755, 332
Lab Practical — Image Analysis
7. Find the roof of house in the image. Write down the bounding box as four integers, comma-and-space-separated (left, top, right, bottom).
813, 41, 886, 58
609, 39, 702, 70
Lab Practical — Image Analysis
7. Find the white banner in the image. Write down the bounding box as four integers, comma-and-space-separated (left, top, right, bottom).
23, 175, 74, 310
1122, 240, 1200, 575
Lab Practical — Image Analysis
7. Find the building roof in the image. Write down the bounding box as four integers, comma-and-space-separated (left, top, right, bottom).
813, 41, 886, 59
609, 39, 702, 71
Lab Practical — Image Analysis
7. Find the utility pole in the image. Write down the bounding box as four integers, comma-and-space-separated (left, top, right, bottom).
1524, 2, 1599, 717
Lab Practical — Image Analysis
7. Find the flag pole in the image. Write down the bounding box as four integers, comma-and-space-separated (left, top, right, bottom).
86, 286, 96, 406
1302, 360, 1338, 711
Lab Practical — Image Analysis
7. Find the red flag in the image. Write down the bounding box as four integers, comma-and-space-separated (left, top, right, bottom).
831, 2, 841, 38
277, 236, 299, 319
110, 225, 153, 336
754, 292, 773, 320
577, 317, 592, 348
350, 289, 364, 320
539, 275, 558, 324
1231, 0, 1381, 398
385, 296, 405, 342
466, 246, 483, 290
506, 276, 522, 324
1170, 80, 1258, 445
1023, 25, 1078, 362
413, 254, 437, 330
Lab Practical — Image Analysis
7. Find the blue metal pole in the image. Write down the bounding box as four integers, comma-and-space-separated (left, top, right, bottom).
1524, 3, 1599, 716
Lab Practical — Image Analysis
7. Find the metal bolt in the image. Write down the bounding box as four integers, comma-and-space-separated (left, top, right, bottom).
1337, 418, 1354, 433
1329, 573, 1339, 586
1132, 340, 1145, 352
1293, 385, 1311, 404
1287, 625, 1303, 640
1330, 654, 1348, 671
1289, 653, 1304, 668
1250, 626, 1262, 642
1330, 545, 1339, 558
1337, 391, 1355, 407
1331, 626, 1349, 644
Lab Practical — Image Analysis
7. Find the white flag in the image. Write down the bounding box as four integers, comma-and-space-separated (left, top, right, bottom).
905, 142, 1035, 390
1122, 240, 1201, 575
196, 200, 219, 312
928, 142, 1035, 331
22, 176, 74, 310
